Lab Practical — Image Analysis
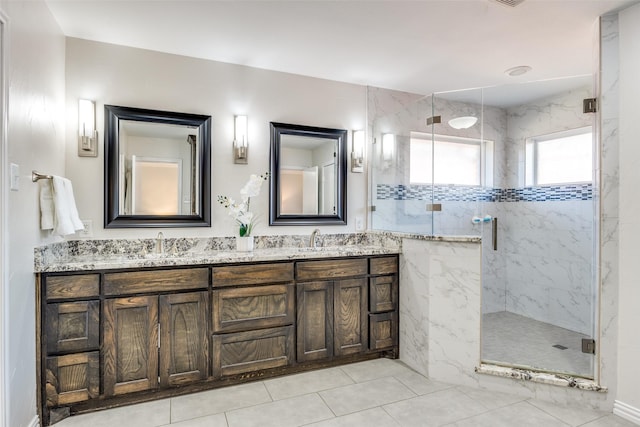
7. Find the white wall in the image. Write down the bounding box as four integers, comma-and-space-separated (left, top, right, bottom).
616, 1, 640, 420
0, 0, 66, 426
64, 38, 367, 239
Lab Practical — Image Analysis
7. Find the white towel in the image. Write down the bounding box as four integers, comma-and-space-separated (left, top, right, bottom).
50, 176, 84, 236
39, 181, 55, 230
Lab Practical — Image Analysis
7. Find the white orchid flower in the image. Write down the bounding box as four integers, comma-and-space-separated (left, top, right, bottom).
240, 174, 265, 202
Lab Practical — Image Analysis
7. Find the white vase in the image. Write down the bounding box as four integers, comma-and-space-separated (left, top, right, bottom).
236, 236, 254, 252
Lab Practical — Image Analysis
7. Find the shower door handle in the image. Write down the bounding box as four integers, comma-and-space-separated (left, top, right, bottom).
492, 218, 498, 251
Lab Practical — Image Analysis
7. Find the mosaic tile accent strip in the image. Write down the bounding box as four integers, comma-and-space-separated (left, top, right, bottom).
495, 184, 593, 202
376, 183, 593, 202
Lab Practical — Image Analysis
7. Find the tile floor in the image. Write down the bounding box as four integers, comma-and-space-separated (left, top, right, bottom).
482, 311, 593, 377
55, 358, 635, 427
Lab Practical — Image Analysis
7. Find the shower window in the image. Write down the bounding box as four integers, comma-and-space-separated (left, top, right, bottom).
525, 126, 593, 186
409, 133, 493, 186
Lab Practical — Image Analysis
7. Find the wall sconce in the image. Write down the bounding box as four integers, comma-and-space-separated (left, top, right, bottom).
234, 115, 248, 164
78, 99, 97, 157
382, 133, 395, 162
351, 130, 365, 173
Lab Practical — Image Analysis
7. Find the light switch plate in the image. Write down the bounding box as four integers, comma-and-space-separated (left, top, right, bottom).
10, 163, 19, 191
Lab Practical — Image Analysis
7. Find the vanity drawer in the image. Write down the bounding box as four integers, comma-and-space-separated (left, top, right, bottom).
296, 258, 368, 281
212, 284, 295, 333
212, 263, 294, 287
45, 274, 100, 300
46, 300, 100, 354
212, 325, 294, 378
104, 268, 208, 295
369, 256, 398, 275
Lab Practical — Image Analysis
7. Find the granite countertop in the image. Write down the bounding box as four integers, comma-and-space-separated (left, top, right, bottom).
37, 245, 400, 273
34, 232, 480, 273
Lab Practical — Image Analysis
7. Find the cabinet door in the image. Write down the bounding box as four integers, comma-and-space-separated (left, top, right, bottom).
369, 275, 398, 313
212, 326, 294, 377
369, 311, 398, 350
46, 300, 99, 353
159, 292, 209, 387
45, 352, 99, 407
296, 281, 334, 362
103, 296, 159, 396
334, 278, 368, 356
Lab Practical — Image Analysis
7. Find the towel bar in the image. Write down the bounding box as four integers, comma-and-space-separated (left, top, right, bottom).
32, 171, 53, 182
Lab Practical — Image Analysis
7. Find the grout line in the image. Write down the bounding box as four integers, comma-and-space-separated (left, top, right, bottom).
316, 391, 339, 418
261, 380, 276, 402
380, 405, 404, 427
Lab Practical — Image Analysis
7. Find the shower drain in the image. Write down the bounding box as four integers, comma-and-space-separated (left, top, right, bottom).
552, 344, 568, 350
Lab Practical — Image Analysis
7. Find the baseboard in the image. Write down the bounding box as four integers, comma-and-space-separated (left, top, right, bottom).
27, 415, 40, 427
614, 400, 640, 425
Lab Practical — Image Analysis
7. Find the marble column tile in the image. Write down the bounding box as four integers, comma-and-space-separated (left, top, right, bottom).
426, 242, 482, 386
600, 14, 620, 121
600, 117, 619, 219
399, 239, 431, 377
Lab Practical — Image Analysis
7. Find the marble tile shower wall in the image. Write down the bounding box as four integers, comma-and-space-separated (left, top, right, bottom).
501, 200, 594, 335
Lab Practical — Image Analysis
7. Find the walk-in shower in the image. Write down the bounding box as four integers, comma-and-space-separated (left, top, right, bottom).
369, 75, 598, 378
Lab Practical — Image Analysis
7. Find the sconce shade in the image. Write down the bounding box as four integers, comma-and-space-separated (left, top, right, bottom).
234, 115, 248, 164
382, 133, 395, 161
351, 130, 365, 173
78, 99, 97, 157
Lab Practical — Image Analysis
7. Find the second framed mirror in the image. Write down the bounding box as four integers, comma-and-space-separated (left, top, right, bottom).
269, 122, 347, 226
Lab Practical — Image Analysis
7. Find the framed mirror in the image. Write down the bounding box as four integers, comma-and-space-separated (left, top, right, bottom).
269, 122, 347, 225
104, 105, 211, 228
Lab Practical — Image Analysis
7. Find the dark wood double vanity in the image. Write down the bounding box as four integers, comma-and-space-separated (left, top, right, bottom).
36, 254, 399, 425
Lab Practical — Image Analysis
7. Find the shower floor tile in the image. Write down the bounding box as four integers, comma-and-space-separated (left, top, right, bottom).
482, 311, 593, 377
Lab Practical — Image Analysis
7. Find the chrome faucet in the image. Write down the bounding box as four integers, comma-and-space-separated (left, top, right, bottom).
155, 232, 165, 254
309, 228, 321, 248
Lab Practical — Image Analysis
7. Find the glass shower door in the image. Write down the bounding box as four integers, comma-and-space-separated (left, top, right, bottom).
479, 77, 597, 378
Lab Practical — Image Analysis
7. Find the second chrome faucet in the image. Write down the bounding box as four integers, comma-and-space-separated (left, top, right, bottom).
309, 228, 321, 248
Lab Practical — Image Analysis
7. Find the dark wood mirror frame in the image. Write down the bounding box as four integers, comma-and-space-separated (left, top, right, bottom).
104, 105, 212, 228
269, 122, 347, 226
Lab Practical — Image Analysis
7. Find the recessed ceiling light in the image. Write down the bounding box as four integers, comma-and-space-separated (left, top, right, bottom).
504, 65, 532, 77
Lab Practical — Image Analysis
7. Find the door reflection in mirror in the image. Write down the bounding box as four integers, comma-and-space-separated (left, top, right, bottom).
118, 120, 198, 216
269, 122, 347, 226
280, 134, 337, 215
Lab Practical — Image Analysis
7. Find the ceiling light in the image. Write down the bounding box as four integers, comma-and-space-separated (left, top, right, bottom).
504, 65, 532, 77
492, 0, 526, 7
448, 116, 478, 130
